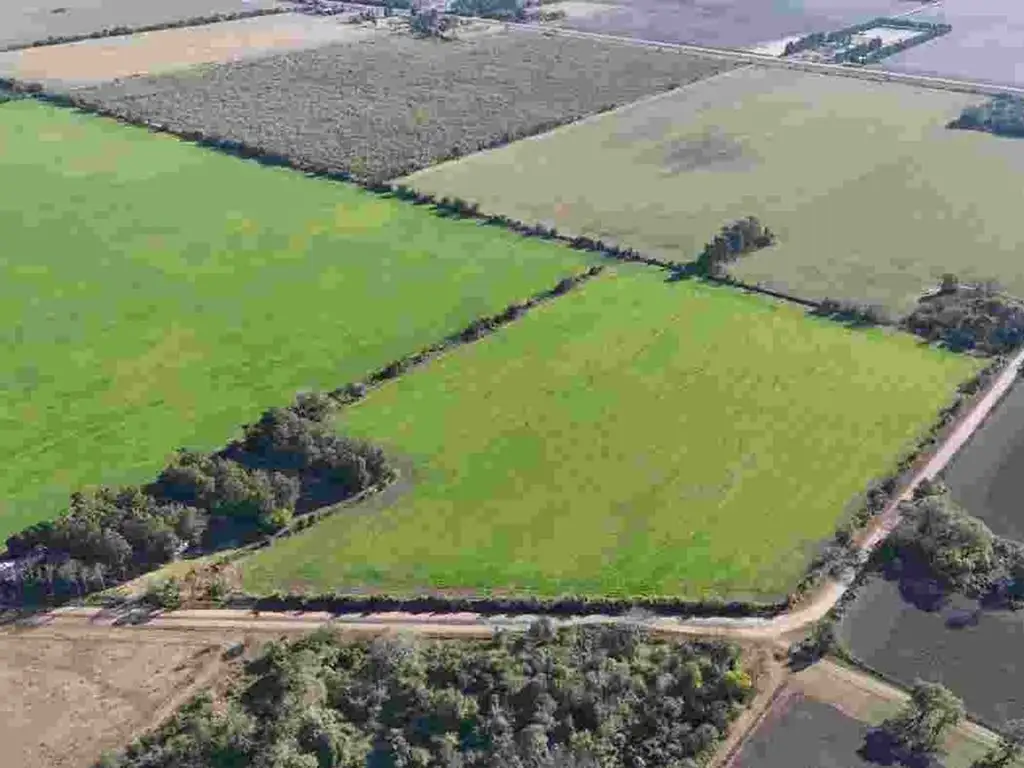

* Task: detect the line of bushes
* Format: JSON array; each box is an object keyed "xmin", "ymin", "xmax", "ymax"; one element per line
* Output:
[
  {"xmin": 0, "ymin": 7, "xmax": 290, "ymax": 53},
  {"xmin": 227, "ymin": 590, "xmax": 789, "ymax": 618}
]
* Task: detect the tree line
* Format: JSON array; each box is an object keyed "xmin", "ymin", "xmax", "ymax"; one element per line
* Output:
[
  {"xmin": 2, "ymin": 393, "xmax": 393, "ymax": 604},
  {"xmin": 690, "ymin": 216, "xmax": 775, "ymax": 277},
  {"xmin": 880, "ymin": 481, "xmax": 1024, "ymax": 609},
  {"xmin": 97, "ymin": 622, "xmax": 754, "ymax": 768},
  {"xmin": 950, "ymin": 94, "xmax": 1024, "ymax": 139}
]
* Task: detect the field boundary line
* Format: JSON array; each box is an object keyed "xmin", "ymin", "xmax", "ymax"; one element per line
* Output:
[{"xmin": 397, "ymin": 62, "xmax": 754, "ymax": 183}]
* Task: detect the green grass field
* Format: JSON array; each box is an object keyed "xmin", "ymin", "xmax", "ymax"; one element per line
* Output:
[
  {"xmin": 403, "ymin": 67, "xmax": 1024, "ymax": 313},
  {"xmin": 0, "ymin": 99, "xmax": 598, "ymax": 539},
  {"xmin": 242, "ymin": 267, "xmax": 979, "ymax": 601}
]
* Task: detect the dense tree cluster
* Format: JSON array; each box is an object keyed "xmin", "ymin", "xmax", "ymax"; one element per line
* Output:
[
  {"xmin": 882, "ymin": 487, "xmax": 1024, "ymax": 607},
  {"xmin": 875, "ymin": 680, "xmax": 964, "ymax": 759},
  {"xmin": 102, "ymin": 623, "xmax": 753, "ymax": 768},
  {"xmin": 902, "ymin": 279, "xmax": 1024, "ymax": 354},
  {"xmin": 692, "ymin": 216, "xmax": 775, "ymax": 277},
  {"xmin": 950, "ymin": 95, "xmax": 1024, "ymax": 138},
  {"xmin": 1, "ymin": 394, "xmax": 393, "ymax": 604},
  {"xmin": 449, "ymin": 0, "xmax": 526, "ymax": 21}
]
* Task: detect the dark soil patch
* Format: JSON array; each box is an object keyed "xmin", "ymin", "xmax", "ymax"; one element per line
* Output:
[
  {"xmin": 657, "ymin": 128, "xmax": 752, "ymax": 174},
  {"xmin": 839, "ymin": 575, "xmax": 1024, "ymax": 730},
  {"xmin": 942, "ymin": 381, "xmax": 1024, "ymax": 542},
  {"xmin": 731, "ymin": 694, "xmax": 883, "ymax": 768}
]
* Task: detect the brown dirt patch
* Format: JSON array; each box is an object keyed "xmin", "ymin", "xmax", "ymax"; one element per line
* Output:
[
  {"xmin": 2, "ymin": 13, "xmax": 380, "ymax": 86},
  {"xmin": 0, "ymin": 630, "xmax": 225, "ymax": 768}
]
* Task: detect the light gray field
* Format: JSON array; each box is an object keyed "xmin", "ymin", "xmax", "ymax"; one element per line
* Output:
[
  {"xmin": 877, "ymin": 0, "xmax": 1024, "ymax": 87},
  {"xmin": 404, "ymin": 66, "xmax": 1024, "ymax": 314},
  {"xmin": 0, "ymin": 0, "xmax": 290, "ymax": 51}
]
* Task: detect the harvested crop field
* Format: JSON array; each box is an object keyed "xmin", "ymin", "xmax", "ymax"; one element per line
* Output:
[
  {"xmin": 532, "ymin": 0, "xmax": 907, "ymax": 47},
  {"xmin": 942, "ymin": 382, "xmax": 1024, "ymax": 542},
  {"xmin": 241, "ymin": 266, "xmax": 976, "ymax": 601},
  {"xmin": 0, "ymin": 629, "xmax": 223, "ymax": 768},
  {"xmin": 0, "ymin": 98, "xmax": 599, "ymax": 538},
  {"xmin": 0, "ymin": 13, "xmax": 379, "ymax": 90},
  {"xmin": 74, "ymin": 28, "xmax": 737, "ymax": 182},
  {"xmin": 404, "ymin": 66, "xmax": 1024, "ymax": 315},
  {"xmin": 839, "ymin": 576, "xmax": 1024, "ymax": 730},
  {"xmin": 0, "ymin": 0, "xmax": 289, "ymax": 51}
]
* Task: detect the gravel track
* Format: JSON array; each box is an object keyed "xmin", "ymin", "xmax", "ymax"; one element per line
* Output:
[{"xmin": 74, "ymin": 28, "xmax": 737, "ymax": 182}]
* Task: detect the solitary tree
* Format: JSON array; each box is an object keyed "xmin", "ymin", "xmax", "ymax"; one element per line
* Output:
[{"xmin": 881, "ymin": 680, "xmax": 965, "ymax": 756}]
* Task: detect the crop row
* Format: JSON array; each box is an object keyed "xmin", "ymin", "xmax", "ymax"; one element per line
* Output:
[{"xmin": 74, "ymin": 29, "xmax": 736, "ymax": 182}]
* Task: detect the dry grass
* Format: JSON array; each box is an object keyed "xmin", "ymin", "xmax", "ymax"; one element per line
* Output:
[{"xmin": 75, "ymin": 27, "xmax": 736, "ymax": 182}]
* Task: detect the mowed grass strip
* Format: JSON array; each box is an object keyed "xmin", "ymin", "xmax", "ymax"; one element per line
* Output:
[
  {"xmin": 403, "ymin": 67, "xmax": 1024, "ymax": 314},
  {"xmin": 242, "ymin": 267, "xmax": 979, "ymax": 601},
  {"xmin": 0, "ymin": 99, "xmax": 598, "ymax": 538}
]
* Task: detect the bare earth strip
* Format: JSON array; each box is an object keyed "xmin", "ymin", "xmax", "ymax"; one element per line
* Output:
[
  {"xmin": 0, "ymin": 630, "xmax": 226, "ymax": 768},
  {"xmin": 0, "ymin": 13, "xmax": 382, "ymax": 89}
]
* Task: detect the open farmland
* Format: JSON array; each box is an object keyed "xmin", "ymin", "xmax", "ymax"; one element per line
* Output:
[
  {"xmin": 839, "ymin": 576, "xmax": 1024, "ymax": 730},
  {"xmin": 404, "ymin": 66, "xmax": 1024, "ymax": 315},
  {"xmin": 537, "ymin": 0, "xmax": 907, "ymax": 48},
  {"xmin": 876, "ymin": 0, "xmax": 1024, "ymax": 87},
  {"xmin": 0, "ymin": 98, "xmax": 600, "ymax": 539},
  {"xmin": 73, "ymin": 28, "xmax": 737, "ymax": 183},
  {"xmin": 0, "ymin": 0, "xmax": 289, "ymax": 51},
  {"xmin": 0, "ymin": 630, "xmax": 224, "ymax": 768},
  {"xmin": 942, "ymin": 382, "xmax": 1024, "ymax": 542},
  {"xmin": 0, "ymin": 13, "xmax": 380, "ymax": 90},
  {"xmin": 241, "ymin": 266, "xmax": 977, "ymax": 601}
]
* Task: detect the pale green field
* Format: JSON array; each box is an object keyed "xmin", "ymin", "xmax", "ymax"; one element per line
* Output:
[
  {"xmin": 243, "ymin": 267, "xmax": 979, "ymax": 601},
  {"xmin": 403, "ymin": 67, "xmax": 1024, "ymax": 313}
]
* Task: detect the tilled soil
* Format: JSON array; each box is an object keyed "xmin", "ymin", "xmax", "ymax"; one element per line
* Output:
[
  {"xmin": 74, "ymin": 28, "xmax": 736, "ymax": 182},
  {"xmin": 0, "ymin": 13, "xmax": 379, "ymax": 88},
  {"xmin": 0, "ymin": 629, "xmax": 225, "ymax": 768}
]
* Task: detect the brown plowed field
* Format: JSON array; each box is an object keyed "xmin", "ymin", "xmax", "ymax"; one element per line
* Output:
[{"xmin": 0, "ymin": 629, "xmax": 226, "ymax": 768}]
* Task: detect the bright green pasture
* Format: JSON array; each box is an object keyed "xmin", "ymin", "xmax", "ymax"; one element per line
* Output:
[
  {"xmin": 0, "ymin": 99, "xmax": 597, "ymax": 538},
  {"xmin": 242, "ymin": 267, "xmax": 979, "ymax": 601},
  {"xmin": 404, "ymin": 67, "xmax": 1024, "ymax": 313}
]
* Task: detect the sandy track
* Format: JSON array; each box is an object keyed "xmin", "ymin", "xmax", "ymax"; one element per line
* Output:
[{"xmin": 0, "ymin": 12, "xmax": 382, "ymax": 88}]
